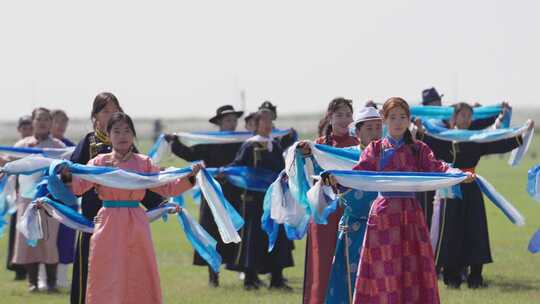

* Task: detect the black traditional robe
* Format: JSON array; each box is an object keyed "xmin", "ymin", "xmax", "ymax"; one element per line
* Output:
[
  {"xmin": 419, "ymin": 133, "xmax": 521, "ymax": 271},
  {"xmin": 228, "ymin": 139, "xmax": 294, "ymax": 274},
  {"xmin": 169, "ymin": 140, "xmax": 244, "ymax": 268},
  {"xmin": 417, "ymin": 114, "xmax": 499, "ymax": 228}
]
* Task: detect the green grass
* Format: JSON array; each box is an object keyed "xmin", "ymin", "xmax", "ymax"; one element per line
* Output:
[{"xmin": 1, "ymin": 139, "xmax": 540, "ymax": 303}]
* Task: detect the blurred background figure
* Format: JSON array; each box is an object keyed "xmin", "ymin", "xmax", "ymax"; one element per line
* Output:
[
  {"xmin": 4, "ymin": 115, "xmax": 33, "ymax": 281},
  {"xmin": 153, "ymin": 119, "xmax": 163, "ymax": 142}
]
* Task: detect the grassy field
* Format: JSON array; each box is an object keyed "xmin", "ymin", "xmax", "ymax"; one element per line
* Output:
[{"xmin": 1, "ymin": 139, "xmax": 540, "ymax": 303}]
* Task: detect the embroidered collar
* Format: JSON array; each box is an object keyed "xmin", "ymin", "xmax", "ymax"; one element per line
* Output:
[
  {"xmin": 112, "ymin": 149, "xmax": 133, "ymax": 163},
  {"xmin": 385, "ymin": 135, "xmax": 405, "ymax": 149},
  {"xmin": 95, "ymin": 128, "xmax": 111, "ymax": 145},
  {"xmin": 379, "ymin": 136, "xmax": 405, "ymax": 170}
]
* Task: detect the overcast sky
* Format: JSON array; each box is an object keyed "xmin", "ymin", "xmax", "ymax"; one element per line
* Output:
[{"xmin": 1, "ymin": 0, "xmax": 539, "ymax": 120}]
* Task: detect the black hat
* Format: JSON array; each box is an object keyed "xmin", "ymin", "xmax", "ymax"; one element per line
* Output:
[
  {"xmin": 209, "ymin": 105, "xmax": 244, "ymax": 125},
  {"xmin": 422, "ymin": 87, "xmax": 443, "ymax": 105},
  {"xmin": 258, "ymin": 101, "xmax": 277, "ymax": 120},
  {"xmin": 18, "ymin": 115, "xmax": 32, "ymax": 128}
]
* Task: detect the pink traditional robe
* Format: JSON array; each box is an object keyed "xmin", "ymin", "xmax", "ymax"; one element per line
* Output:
[{"xmin": 70, "ymin": 153, "xmax": 193, "ymax": 304}]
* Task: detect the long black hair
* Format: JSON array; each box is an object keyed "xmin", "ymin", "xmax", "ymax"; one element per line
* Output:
[
  {"xmin": 106, "ymin": 112, "xmax": 137, "ymax": 138},
  {"xmin": 381, "ymin": 97, "xmax": 415, "ymax": 145},
  {"xmin": 317, "ymin": 97, "xmax": 353, "ymax": 145},
  {"xmin": 91, "ymin": 92, "xmax": 123, "ymax": 129}
]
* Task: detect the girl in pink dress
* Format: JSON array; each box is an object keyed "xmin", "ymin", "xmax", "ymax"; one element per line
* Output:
[
  {"xmin": 347, "ymin": 98, "xmax": 474, "ymax": 304},
  {"xmin": 61, "ymin": 112, "xmax": 200, "ymax": 304}
]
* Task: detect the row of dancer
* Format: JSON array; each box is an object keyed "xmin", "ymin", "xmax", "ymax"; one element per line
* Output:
[
  {"xmin": 1, "ymin": 88, "xmax": 533, "ymax": 304},
  {"xmin": 0, "ymin": 97, "xmax": 201, "ymax": 303},
  {"xmin": 154, "ymin": 90, "xmax": 526, "ymax": 302},
  {"xmin": 0, "ymin": 94, "xmax": 175, "ymax": 301},
  {"xmin": 1, "ymin": 95, "xmax": 299, "ymax": 302},
  {"xmin": 163, "ymin": 101, "xmax": 297, "ymax": 289},
  {"xmin": 300, "ymin": 91, "xmax": 532, "ymax": 303}
]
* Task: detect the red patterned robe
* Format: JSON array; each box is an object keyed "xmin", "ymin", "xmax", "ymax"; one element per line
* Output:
[
  {"xmin": 303, "ymin": 134, "xmax": 359, "ymax": 304},
  {"xmin": 352, "ymin": 137, "xmax": 449, "ymax": 304}
]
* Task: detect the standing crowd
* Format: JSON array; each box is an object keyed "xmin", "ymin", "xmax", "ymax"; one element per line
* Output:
[{"xmin": 0, "ymin": 88, "xmax": 534, "ymax": 304}]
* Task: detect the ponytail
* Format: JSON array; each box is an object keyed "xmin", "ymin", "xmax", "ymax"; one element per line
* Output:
[
  {"xmin": 317, "ymin": 114, "xmax": 334, "ymax": 145},
  {"xmin": 325, "ymin": 124, "xmax": 333, "ymax": 145},
  {"xmin": 403, "ymin": 128, "xmax": 414, "ymax": 145},
  {"xmin": 404, "ymin": 128, "xmax": 420, "ymax": 160},
  {"xmin": 317, "ymin": 116, "xmax": 329, "ymax": 137}
]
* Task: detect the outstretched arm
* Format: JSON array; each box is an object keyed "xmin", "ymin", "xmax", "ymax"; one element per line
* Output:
[
  {"xmin": 148, "ymin": 159, "xmax": 199, "ymax": 197},
  {"xmin": 166, "ymin": 134, "xmax": 202, "ymax": 162}
]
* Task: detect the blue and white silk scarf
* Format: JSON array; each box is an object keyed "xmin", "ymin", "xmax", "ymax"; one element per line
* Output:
[
  {"xmin": 421, "ymin": 120, "xmax": 534, "ymax": 166},
  {"xmin": 1, "ymin": 157, "xmax": 244, "ymax": 244},
  {"xmin": 528, "ymin": 165, "xmax": 540, "ymax": 203},
  {"xmin": 262, "ymin": 141, "xmax": 363, "ymax": 248},
  {"xmin": 0, "ymin": 175, "xmax": 10, "ymax": 236},
  {"xmin": 148, "ymin": 129, "xmax": 295, "ymax": 163},
  {"xmin": 0, "ymin": 174, "xmax": 17, "ymax": 218},
  {"xmin": 205, "ymin": 166, "xmax": 278, "ymax": 193},
  {"xmin": 529, "ymin": 229, "xmax": 540, "ymax": 254},
  {"xmin": 308, "ymin": 170, "xmax": 525, "ymax": 227},
  {"xmin": 1, "ymin": 156, "xmax": 279, "ymax": 241},
  {"xmin": 171, "ymin": 165, "xmax": 278, "ymax": 215},
  {"xmin": 527, "ymin": 164, "xmax": 540, "ymax": 253},
  {"xmin": 46, "ymin": 160, "xmax": 245, "ymax": 244},
  {"xmin": 0, "ymin": 145, "xmax": 75, "ymax": 159},
  {"xmin": 283, "ymin": 141, "xmax": 359, "ymax": 210},
  {"xmin": 411, "ymin": 105, "xmax": 508, "ymax": 126},
  {"xmin": 262, "ymin": 171, "xmax": 310, "ymax": 251},
  {"xmin": 1, "ymin": 155, "xmax": 65, "ymax": 200},
  {"xmin": 18, "ymin": 197, "xmax": 223, "ymax": 273}
]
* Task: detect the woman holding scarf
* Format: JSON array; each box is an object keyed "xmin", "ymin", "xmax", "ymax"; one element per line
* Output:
[
  {"xmin": 164, "ymin": 105, "xmax": 245, "ymax": 287},
  {"xmin": 323, "ymin": 106, "xmax": 383, "ymax": 304},
  {"xmin": 61, "ymin": 112, "xmax": 200, "ymax": 304},
  {"xmin": 301, "ymin": 97, "xmax": 358, "ymax": 304},
  {"xmin": 70, "ymin": 93, "xmax": 164, "ymax": 304},
  {"xmin": 228, "ymin": 109, "xmax": 294, "ymax": 290},
  {"xmin": 336, "ymin": 97, "xmax": 474, "ymax": 303},
  {"xmin": 416, "ymin": 102, "xmax": 534, "ymax": 289},
  {"xmin": 417, "ymin": 87, "xmax": 511, "ymax": 228}
]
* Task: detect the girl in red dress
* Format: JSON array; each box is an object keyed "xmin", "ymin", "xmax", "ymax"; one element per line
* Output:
[
  {"xmin": 302, "ymin": 98, "xmax": 358, "ymax": 304},
  {"xmin": 350, "ymin": 98, "xmax": 473, "ymax": 303}
]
